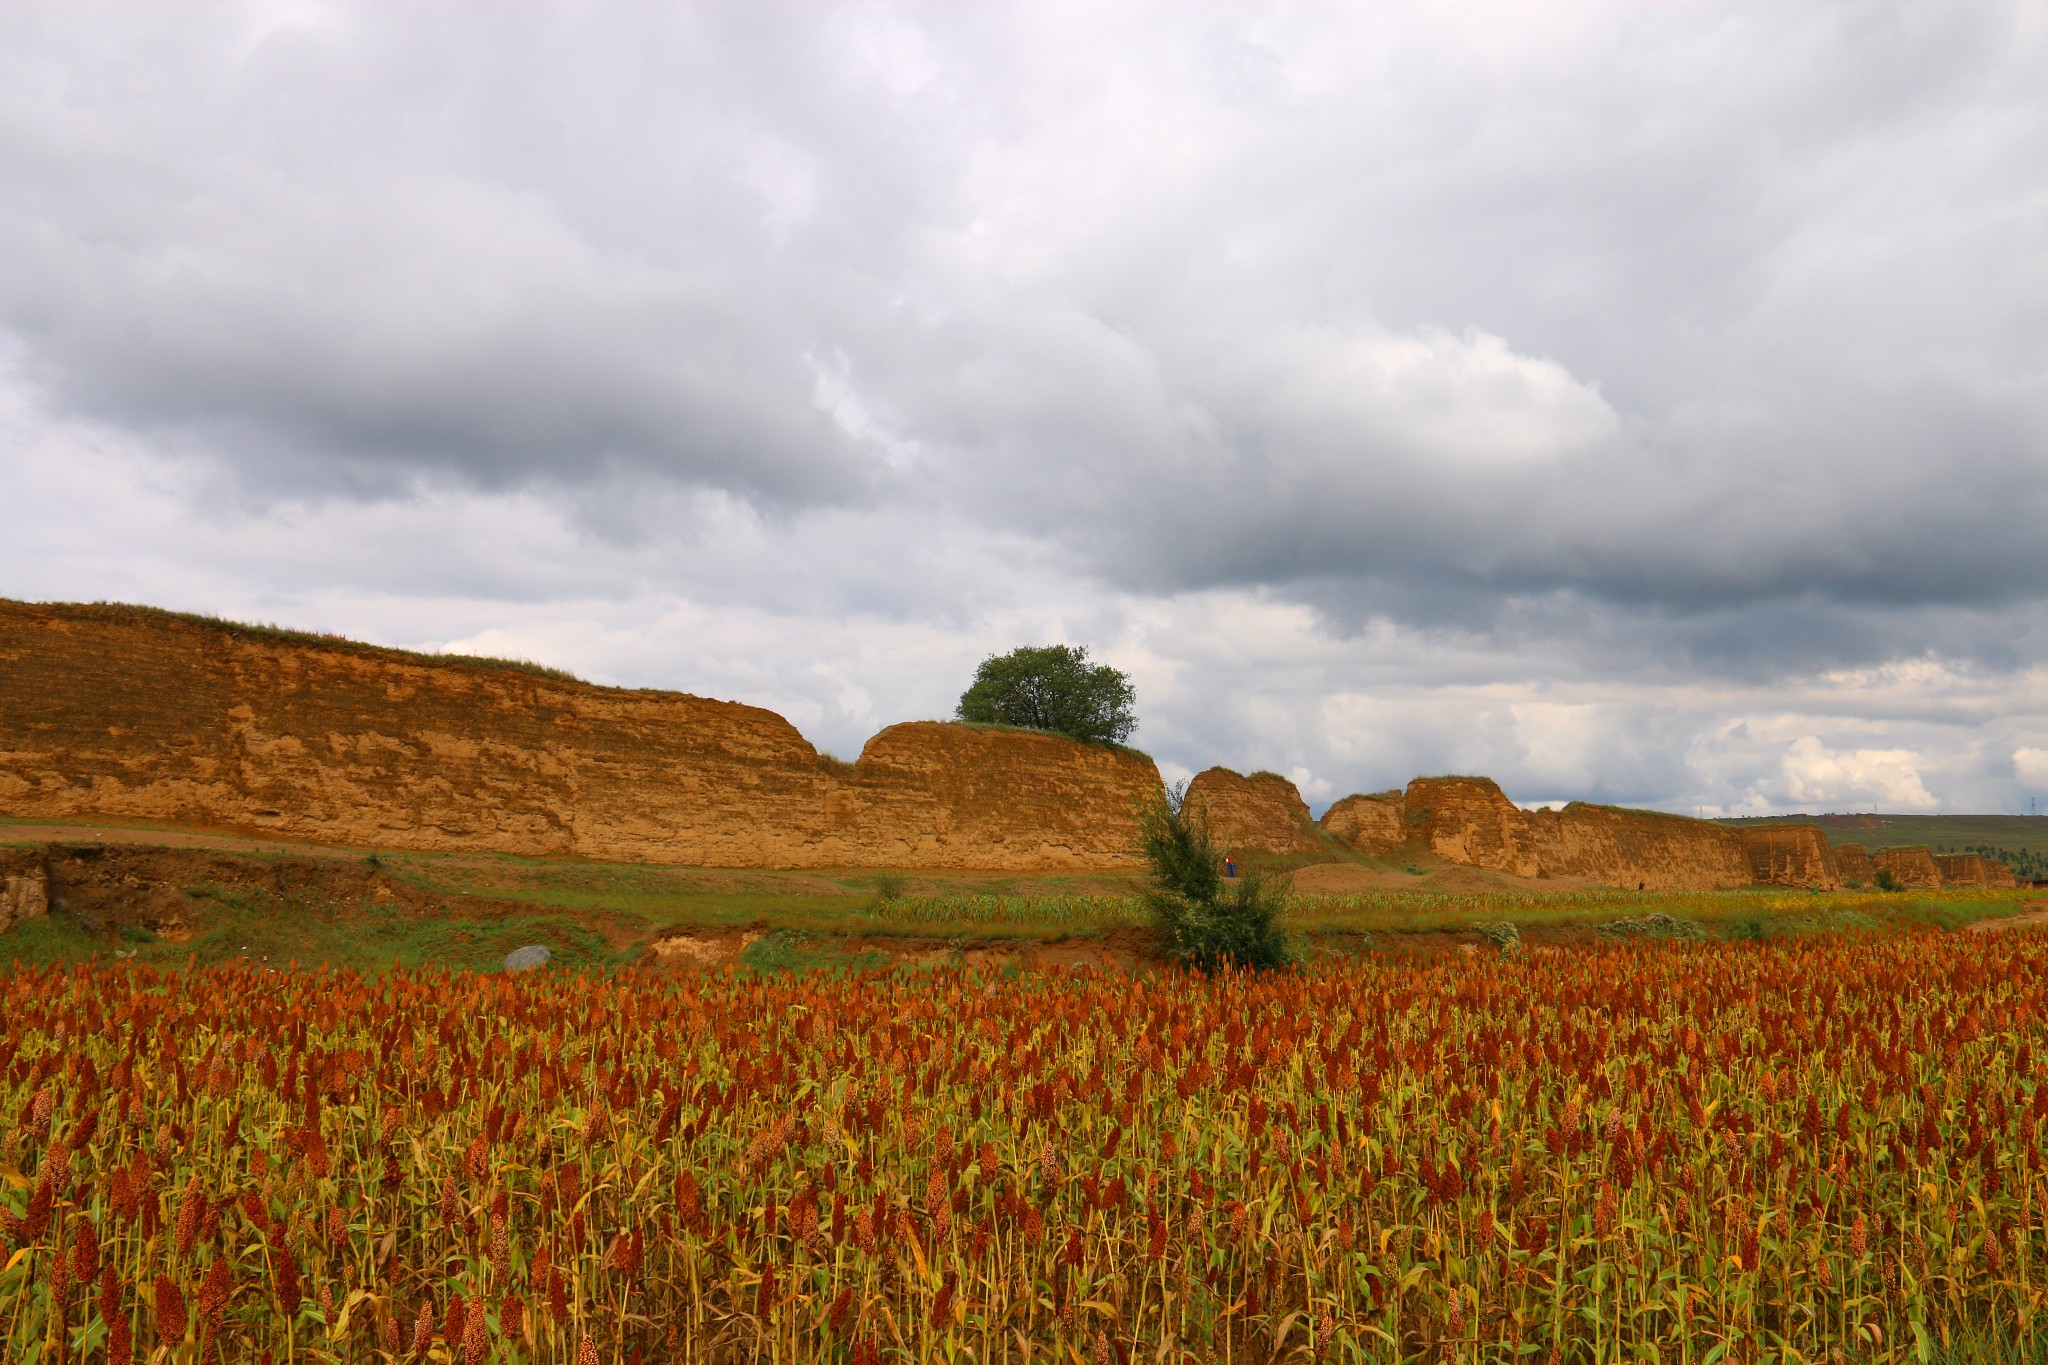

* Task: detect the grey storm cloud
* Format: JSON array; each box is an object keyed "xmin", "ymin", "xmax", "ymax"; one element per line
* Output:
[{"xmin": 1, "ymin": 0, "xmax": 2046, "ymax": 771}]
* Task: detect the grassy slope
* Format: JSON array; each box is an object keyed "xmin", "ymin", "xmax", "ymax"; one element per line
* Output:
[
  {"xmin": 5, "ymin": 817, "xmax": 2043, "ymax": 973},
  {"xmin": 0, "ymin": 876, "xmax": 649, "ymax": 975},
  {"xmin": 6, "ymin": 858, "xmax": 2040, "ymax": 976}
]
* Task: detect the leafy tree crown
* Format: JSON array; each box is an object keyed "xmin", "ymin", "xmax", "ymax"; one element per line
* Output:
[{"xmin": 955, "ymin": 644, "xmax": 1136, "ymax": 747}]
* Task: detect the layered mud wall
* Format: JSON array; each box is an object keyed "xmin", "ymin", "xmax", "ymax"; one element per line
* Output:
[
  {"xmin": 1937, "ymin": 854, "xmax": 2016, "ymax": 889},
  {"xmin": 1185, "ymin": 768, "xmax": 1321, "ymax": 855},
  {"xmin": 1739, "ymin": 826, "xmax": 1840, "ymax": 891},
  {"xmin": 1319, "ymin": 792, "xmax": 1407, "ymax": 856},
  {"xmin": 1832, "ymin": 845, "xmax": 1875, "ymax": 885},
  {"xmin": 1315, "ymin": 777, "xmax": 1885, "ymax": 891},
  {"xmin": 1391, "ymin": 777, "xmax": 1770, "ymax": 890},
  {"xmin": 1547, "ymin": 804, "xmax": 1774, "ymax": 890},
  {"xmin": 7, "ymin": 602, "xmax": 2033, "ymax": 891},
  {"xmin": 0, "ymin": 602, "xmax": 1160, "ymax": 870},
  {"xmin": 1874, "ymin": 847, "xmax": 1943, "ymax": 890},
  {"xmin": 1392, "ymin": 777, "xmax": 1528, "ymax": 872}
]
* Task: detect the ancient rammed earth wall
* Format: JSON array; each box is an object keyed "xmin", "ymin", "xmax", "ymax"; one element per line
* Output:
[
  {"xmin": 0, "ymin": 602, "xmax": 1160, "ymax": 870},
  {"xmin": 1873, "ymin": 846, "xmax": 1943, "ymax": 890},
  {"xmin": 4, "ymin": 602, "xmax": 2021, "ymax": 889},
  {"xmin": 1319, "ymin": 792, "xmax": 1406, "ymax": 852},
  {"xmin": 1833, "ymin": 845, "xmax": 1875, "ymax": 885},
  {"xmin": 1184, "ymin": 768, "xmax": 1321, "ymax": 855},
  {"xmin": 1740, "ymin": 826, "xmax": 1840, "ymax": 890},
  {"xmin": 1938, "ymin": 854, "xmax": 2017, "ymax": 889},
  {"xmin": 1394, "ymin": 777, "xmax": 1776, "ymax": 890},
  {"xmin": 1211, "ymin": 770, "xmax": 2012, "ymax": 893}
]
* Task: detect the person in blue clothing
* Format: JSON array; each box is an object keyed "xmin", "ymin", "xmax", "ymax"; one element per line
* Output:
[{"xmin": 1223, "ymin": 855, "xmax": 1237, "ymax": 878}]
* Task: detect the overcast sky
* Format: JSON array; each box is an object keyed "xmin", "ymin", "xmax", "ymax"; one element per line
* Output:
[{"xmin": 4, "ymin": 2, "xmax": 2046, "ymax": 816}]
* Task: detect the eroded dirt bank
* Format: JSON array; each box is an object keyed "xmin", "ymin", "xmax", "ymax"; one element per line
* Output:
[{"xmin": 1, "ymin": 601, "xmax": 1159, "ymax": 870}]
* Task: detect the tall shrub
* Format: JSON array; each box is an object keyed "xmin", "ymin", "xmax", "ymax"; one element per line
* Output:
[{"xmin": 1137, "ymin": 782, "xmax": 1292, "ymax": 972}]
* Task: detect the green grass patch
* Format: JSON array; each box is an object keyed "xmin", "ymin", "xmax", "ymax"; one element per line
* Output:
[
  {"xmin": 6, "ymin": 844, "xmax": 2040, "ymax": 975},
  {"xmin": 370, "ymin": 854, "xmax": 1149, "ymax": 940},
  {"xmin": 4, "ymin": 882, "xmax": 645, "ymax": 975},
  {"xmin": 0, "ymin": 912, "xmax": 107, "ymax": 967},
  {"xmin": 1713, "ymin": 895, "xmax": 2031, "ymax": 941},
  {"xmin": 739, "ymin": 931, "xmax": 897, "ymax": 977}
]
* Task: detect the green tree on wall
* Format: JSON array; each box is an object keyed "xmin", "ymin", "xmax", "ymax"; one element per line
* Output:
[{"xmin": 955, "ymin": 644, "xmax": 1136, "ymax": 747}]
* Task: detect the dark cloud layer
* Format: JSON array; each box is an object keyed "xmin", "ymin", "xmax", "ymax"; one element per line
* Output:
[{"xmin": 2, "ymin": 1, "xmax": 2045, "ymax": 813}]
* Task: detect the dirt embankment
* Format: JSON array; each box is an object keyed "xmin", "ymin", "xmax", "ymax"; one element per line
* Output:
[
  {"xmin": 645, "ymin": 925, "xmax": 1160, "ymax": 974},
  {"xmin": 0, "ymin": 600, "xmax": 1159, "ymax": 871}
]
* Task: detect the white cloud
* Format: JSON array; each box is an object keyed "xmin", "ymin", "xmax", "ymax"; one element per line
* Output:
[{"xmin": 1777, "ymin": 736, "xmax": 1938, "ymax": 812}]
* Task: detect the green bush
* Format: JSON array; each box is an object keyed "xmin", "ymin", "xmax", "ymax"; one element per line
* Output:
[
  {"xmin": 1474, "ymin": 921, "xmax": 1523, "ymax": 956},
  {"xmin": 1136, "ymin": 783, "xmax": 1291, "ymax": 973}
]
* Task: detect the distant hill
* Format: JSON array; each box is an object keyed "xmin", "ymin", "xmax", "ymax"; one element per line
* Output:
[{"xmin": 1714, "ymin": 813, "xmax": 2048, "ymax": 882}]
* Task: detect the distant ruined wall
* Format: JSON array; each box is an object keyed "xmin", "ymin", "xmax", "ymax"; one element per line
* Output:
[
  {"xmin": 1873, "ymin": 847, "xmax": 1943, "ymax": 890},
  {"xmin": 0, "ymin": 849, "xmax": 47, "ymax": 935},
  {"xmin": 7, "ymin": 603, "xmax": 2031, "ymax": 890},
  {"xmin": 1318, "ymin": 778, "xmax": 1870, "ymax": 891},
  {"xmin": 1319, "ymin": 793, "xmax": 1407, "ymax": 856},
  {"xmin": 1831, "ymin": 844, "xmax": 1874, "ymax": 885},
  {"xmin": 1738, "ymin": 826, "xmax": 1841, "ymax": 891},
  {"xmin": 1937, "ymin": 854, "xmax": 2016, "ymax": 889},
  {"xmin": 1394, "ymin": 777, "xmax": 1766, "ymax": 890},
  {"xmin": 1540, "ymin": 803, "xmax": 1771, "ymax": 890},
  {"xmin": 0, "ymin": 601, "xmax": 1160, "ymax": 870},
  {"xmin": 1184, "ymin": 768, "xmax": 1321, "ymax": 855}
]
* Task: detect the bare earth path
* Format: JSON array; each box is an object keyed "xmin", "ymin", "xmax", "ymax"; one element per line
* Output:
[
  {"xmin": 0, "ymin": 817, "xmax": 389, "ymax": 858},
  {"xmin": 1967, "ymin": 909, "xmax": 2048, "ymax": 933}
]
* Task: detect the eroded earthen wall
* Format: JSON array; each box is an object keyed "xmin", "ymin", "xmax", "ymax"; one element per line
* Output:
[
  {"xmin": 1402, "ymin": 777, "xmax": 1541, "ymax": 875},
  {"xmin": 0, "ymin": 602, "xmax": 1160, "ymax": 869},
  {"xmin": 6, "ymin": 602, "xmax": 2004, "ymax": 892},
  {"xmin": 1318, "ymin": 792, "xmax": 1408, "ymax": 855},
  {"xmin": 1832, "ymin": 845, "xmax": 1875, "ymax": 885},
  {"xmin": 1184, "ymin": 768, "xmax": 1321, "ymax": 855},
  {"xmin": 1739, "ymin": 826, "xmax": 1841, "ymax": 891},
  {"xmin": 1937, "ymin": 854, "xmax": 2017, "ymax": 889},
  {"xmin": 1530, "ymin": 802, "xmax": 1760, "ymax": 890},
  {"xmin": 1397, "ymin": 777, "xmax": 1763, "ymax": 889},
  {"xmin": 1873, "ymin": 846, "xmax": 1943, "ymax": 890}
]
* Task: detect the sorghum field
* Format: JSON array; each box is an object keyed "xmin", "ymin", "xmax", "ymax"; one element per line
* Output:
[{"xmin": 3, "ymin": 931, "xmax": 2044, "ymax": 1363}]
